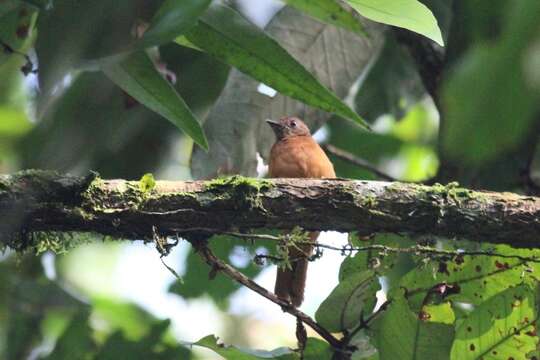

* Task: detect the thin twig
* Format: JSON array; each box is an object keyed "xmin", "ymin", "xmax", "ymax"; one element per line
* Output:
[
  {"xmin": 189, "ymin": 240, "xmax": 344, "ymax": 350},
  {"xmin": 322, "ymin": 144, "xmax": 397, "ymax": 181},
  {"xmin": 201, "ymin": 231, "xmax": 540, "ymax": 264}
]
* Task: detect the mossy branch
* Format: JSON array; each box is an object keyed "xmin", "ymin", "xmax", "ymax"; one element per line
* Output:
[{"xmin": 1, "ymin": 170, "xmax": 539, "ymax": 251}]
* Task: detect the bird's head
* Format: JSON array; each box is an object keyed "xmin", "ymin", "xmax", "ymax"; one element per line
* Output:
[{"xmin": 266, "ymin": 116, "xmax": 311, "ymax": 141}]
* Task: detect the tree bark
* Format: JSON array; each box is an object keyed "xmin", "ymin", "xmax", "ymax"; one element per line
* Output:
[{"xmin": 1, "ymin": 170, "xmax": 539, "ymax": 250}]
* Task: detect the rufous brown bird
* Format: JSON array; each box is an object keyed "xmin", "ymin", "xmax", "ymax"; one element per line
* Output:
[{"xmin": 266, "ymin": 116, "xmax": 335, "ymax": 307}]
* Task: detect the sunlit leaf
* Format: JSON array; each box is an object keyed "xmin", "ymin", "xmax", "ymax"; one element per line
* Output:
[
  {"xmin": 396, "ymin": 244, "xmax": 540, "ymax": 310},
  {"xmin": 102, "ymin": 51, "xmax": 208, "ymax": 149},
  {"xmin": 450, "ymin": 285, "xmax": 538, "ymax": 360},
  {"xmin": 345, "ymin": 0, "xmax": 444, "ymax": 46}
]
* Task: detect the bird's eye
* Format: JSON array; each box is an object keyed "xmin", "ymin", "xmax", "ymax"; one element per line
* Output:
[{"xmin": 290, "ymin": 120, "xmax": 297, "ymax": 128}]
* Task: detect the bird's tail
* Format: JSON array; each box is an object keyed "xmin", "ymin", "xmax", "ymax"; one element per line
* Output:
[{"xmin": 274, "ymin": 232, "xmax": 318, "ymax": 307}]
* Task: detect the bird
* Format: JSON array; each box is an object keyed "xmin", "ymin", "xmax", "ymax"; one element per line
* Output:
[{"xmin": 266, "ymin": 116, "xmax": 335, "ymax": 307}]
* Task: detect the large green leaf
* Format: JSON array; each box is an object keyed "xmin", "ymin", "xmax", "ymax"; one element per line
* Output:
[
  {"xmin": 345, "ymin": 0, "xmax": 443, "ymax": 46},
  {"xmin": 282, "ymin": 0, "xmax": 365, "ymax": 35},
  {"xmin": 315, "ymin": 270, "xmax": 380, "ymax": 332},
  {"xmin": 102, "ymin": 51, "xmax": 208, "ymax": 149},
  {"xmin": 450, "ymin": 285, "xmax": 538, "ymax": 360},
  {"xmin": 176, "ymin": 3, "xmax": 369, "ymax": 128},
  {"xmin": 372, "ymin": 290, "xmax": 454, "ymax": 360},
  {"xmin": 139, "ymin": 0, "xmax": 211, "ymax": 48},
  {"xmin": 396, "ymin": 244, "xmax": 540, "ymax": 310}
]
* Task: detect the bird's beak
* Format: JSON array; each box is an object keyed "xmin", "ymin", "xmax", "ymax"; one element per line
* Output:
[
  {"xmin": 266, "ymin": 119, "xmax": 281, "ymax": 127},
  {"xmin": 266, "ymin": 119, "xmax": 284, "ymax": 137}
]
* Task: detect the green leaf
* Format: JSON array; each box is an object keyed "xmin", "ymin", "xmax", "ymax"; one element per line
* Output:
[
  {"xmin": 102, "ymin": 51, "xmax": 208, "ymax": 150},
  {"xmin": 139, "ymin": 0, "xmax": 211, "ymax": 48},
  {"xmin": 194, "ymin": 335, "xmax": 296, "ymax": 359},
  {"xmin": 176, "ymin": 4, "xmax": 369, "ymax": 129},
  {"xmin": 282, "ymin": 0, "xmax": 365, "ymax": 35},
  {"xmin": 372, "ymin": 290, "xmax": 454, "ymax": 360},
  {"xmin": 345, "ymin": 0, "xmax": 443, "ymax": 46},
  {"xmin": 420, "ymin": 302, "xmax": 455, "ymax": 325},
  {"xmin": 315, "ymin": 270, "xmax": 380, "ymax": 332},
  {"xmin": 396, "ymin": 244, "xmax": 540, "ymax": 310},
  {"xmin": 450, "ymin": 285, "xmax": 538, "ymax": 360}
]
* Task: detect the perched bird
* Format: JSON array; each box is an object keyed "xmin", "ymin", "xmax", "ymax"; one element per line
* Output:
[{"xmin": 266, "ymin": 116, "xmax": 335, "ymax": 307}]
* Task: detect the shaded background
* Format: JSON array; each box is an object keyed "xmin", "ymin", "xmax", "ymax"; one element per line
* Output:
[{"xmin": 1, "ymin": 0, "xmax": 539, "ymax": 359}]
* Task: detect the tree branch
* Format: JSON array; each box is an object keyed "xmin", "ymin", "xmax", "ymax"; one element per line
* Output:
[{"xmin": 1, "ymin": 171, "xmax": 540, "ymax": 251}]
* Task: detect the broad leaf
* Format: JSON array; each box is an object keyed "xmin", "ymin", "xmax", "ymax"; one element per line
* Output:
[
  {"xmin": 316, "ymin": 270, "xmax": 380, "ymax": 332},
  {"xmin": 283, "ymin": 0, "xmax": 365, "ymax": 35},
  {"xmin": 396, "ymin": 244, "xmax": 540, "ymax": 310},
  {"xmin": 139, "ymin": 0, "xmax": 211, "ymax": 48},
  {"xmin": 372, "ymin": 290, "xmax": 454, "ymax": 360},
  {"xmin": 176, "ymin": 3, "xmax": 369, "ymax": 128},
  {"xmin": 345, "ymin": 0, "xmax": 444, "ymax": 46},
  {"xmin": 102, "ymin": 51, "xmax": 208, "ymax": 149},
  {"xmin": 450, "ymin": 285, "xmax": 538, "ymax": 360}
]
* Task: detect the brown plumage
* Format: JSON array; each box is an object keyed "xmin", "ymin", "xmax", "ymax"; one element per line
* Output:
[{"xmin": 266, "ymin": 116, "xmax": 335, "ymax": 307}]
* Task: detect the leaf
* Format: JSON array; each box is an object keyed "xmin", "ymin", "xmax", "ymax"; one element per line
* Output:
[
  {"xmin": 102, "ymin": 51, "xmax": 208, "ymax": 150},
  {"xmin": 177, "ymin": 3, "xmax": 368, "ymax": 129},
  {"xmin": 372, "ymin": 290, "xmax": 454, "ymax": 360},
  {"xmin": 396, "ymin": 244, "xmax": 540, "ymax": 310},
  {"xmin": 420, "ymin": 302, "xmax": 455, "ymax": 325},
  {"xmin": 190, "ymin": 6, "xmax": 385, "ymax": 178},
  {"xmin": 194, "ymin": 335, "xmax": 296, "ymax": 359},
  {"xmin": 345, "ymin": 0, "xmax": 444, "ymax": 46},
  {"xmin": 315, "ymin": 270, "xmax": 380, "ymax": 332},
  {"xmin": 139, "ymin": 0, "xmax": 211, "ymax": 48},
  {"xmin": 282, "ymin": 0, "xmax": 366, "ymax": 35},
  {"xmin": 450, "ymin": 285, "xmax": 538, "ymax": 360}
]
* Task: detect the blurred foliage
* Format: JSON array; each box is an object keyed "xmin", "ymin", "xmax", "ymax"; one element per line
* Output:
[{"xmin": 1, "ymin": 0, "xmax": 540, "ymax": 359}]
